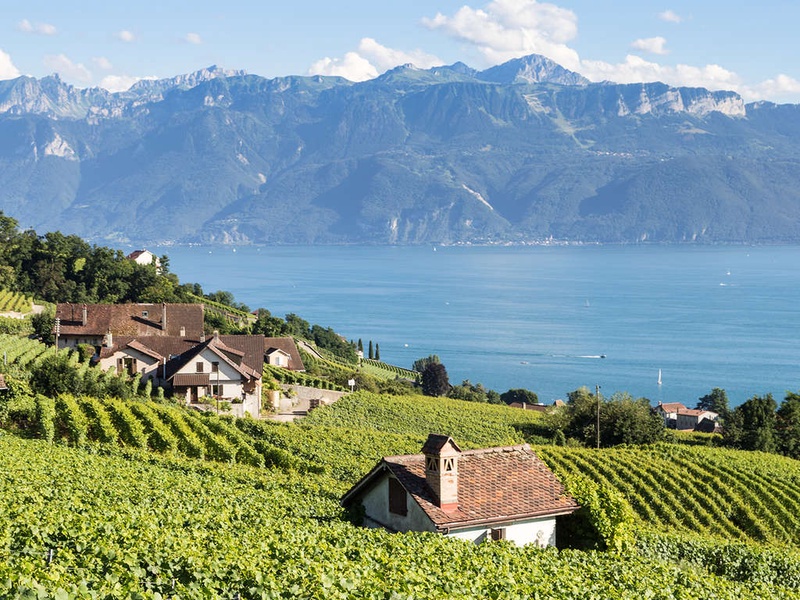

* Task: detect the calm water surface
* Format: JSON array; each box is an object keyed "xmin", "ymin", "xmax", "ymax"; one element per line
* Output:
[{"xmin": 162, "ymin": 245, "xmax": 800, "ymax": 407}]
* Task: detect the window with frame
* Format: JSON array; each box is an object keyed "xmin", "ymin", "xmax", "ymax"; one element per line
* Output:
[
  {"xmin": 490, "ymin": 528, "xmax": 506, "ymax": 541},
  {"xmin": 211, "ymin": 384, "xmax": 224, "ymax": 397},
  {"xmin": 211, "ymin": 362, "xmax": 219, "ymax": 373},
  {"xmin": 388, "ymin": 477, "xmax": 407, "ymax": 516},
  {"xmin": 196, "ymin": 361, "xmax": 204, "ymax": 373}
]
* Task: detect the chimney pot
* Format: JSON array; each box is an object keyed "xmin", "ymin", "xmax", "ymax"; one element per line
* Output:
[{"xmin": 422, "ymin": 434, "xmax": 461, "ymax": 512}]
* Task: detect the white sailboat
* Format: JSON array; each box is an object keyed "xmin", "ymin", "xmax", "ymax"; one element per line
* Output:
[{"xmin": 657, "ymin": 369, "xmax": 662, "ymax": 385}]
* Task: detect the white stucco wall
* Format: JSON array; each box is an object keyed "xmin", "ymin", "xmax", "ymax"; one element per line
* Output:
[
  {"xmin": 445, "ymin": 518, "xmax": 557, "ymax": 547},
  {"xmin": 98, "ymin": 348, "xmax": 161, "ymax": 381},
  {"xmin": 357, "ymin": 473, "xmax": 559, "ymax": 547},
  {"xmin": 359, "ymin": 475, "xmax": 437, "ymax": 534}
]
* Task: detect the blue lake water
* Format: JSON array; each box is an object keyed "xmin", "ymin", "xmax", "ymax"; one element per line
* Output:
[{"xmin": 162, "ymin": 244, "xmax": 800, "ymax": 407}]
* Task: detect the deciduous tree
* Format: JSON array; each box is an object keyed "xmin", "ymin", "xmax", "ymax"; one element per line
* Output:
[{"xmin": 421, "ymin": 362, "xmax": 450, "ymax": 397}]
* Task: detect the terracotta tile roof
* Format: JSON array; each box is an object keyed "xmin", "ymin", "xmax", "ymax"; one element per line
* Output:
[
  {"xmin": 264, "ymin": 337, "xmax": 305, "ymax": 371},
  {"xmin": 344, "ymin": 441, "xmax": 579, "ymax": 530},
  {"xmin": 55, "ymin": 303, "xmax": 204, "ymax": 339},
  {"xmin": 220, "ymin": 335, "xmax": 265, "ymax": 375},
  {"xmin": 97, "ymin": 336, "xmax": 201, "ymax": 361},
  {"xmin": 678, "ymin": 408, "xmax": 716, "ymax": 418},
  {"xmin": 166, "ymin": 335, "xmax": 262, "ymax": 382},
  {"xmin": 656, "ymin": 402, "xmax": 686, "ymax": 413}
]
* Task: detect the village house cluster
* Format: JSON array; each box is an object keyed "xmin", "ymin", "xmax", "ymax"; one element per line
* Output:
[{"xmin": 53, "ymin": 302, "xmax": 304, "ymax": 417}]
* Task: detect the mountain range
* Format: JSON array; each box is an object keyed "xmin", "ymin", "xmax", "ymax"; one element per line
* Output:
[{"xmin": 1, "ymin": 54, "xmax": 800, "ymax": 245}]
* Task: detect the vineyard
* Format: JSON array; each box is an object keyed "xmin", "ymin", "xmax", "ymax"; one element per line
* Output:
[
  {"xmin": 0, "ymin": 289, "xmax": 32, "ymax": 314},
  {"xmin": 3, "ymin": 381, "xmax": 800, "ymax": 596},
  {"xmin": 1, "ymin": 434, "xmax": 796, "ymax": 599},
  {"xmin": 0, "ymin": 333, "xmax": 57, "ymax": 368},
  {"xmin": 23, "ymin": 393, "xmax": 313, "ymax": 471},
  {"xmin": 302, "ymin": 391, "xmax": 551, "ymax": 448},
  {"xmin": 360, "ymin": 358, "xmax": 419, "ymax": 381},
  {"xmin": 264, "ymin": 364, "xmax": 347, "ymax": 391},
  {"xmin": 537, "ymin": 444, "xmax": 800, "ymax": 546}
]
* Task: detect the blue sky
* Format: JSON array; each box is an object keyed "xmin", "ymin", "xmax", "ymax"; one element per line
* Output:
[{"xmin": 2, "ymin": 1, "xmax": 799, "ymax": 103}]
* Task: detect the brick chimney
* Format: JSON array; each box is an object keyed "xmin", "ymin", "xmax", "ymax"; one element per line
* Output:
[
  {"xmin": 162, "ymin": 302, "xmax": 167, "ymax": 332},
  {"xmin": 81, "ymin": 304, "xmax": 87, "ymax": 326},
  {"xmin": 422, "ymin": 433, "xmax": 461, "ymax": 512}
]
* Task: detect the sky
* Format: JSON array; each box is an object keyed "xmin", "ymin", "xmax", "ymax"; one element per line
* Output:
[{"xmin": 2, "ymin": 0, "xmax": 800, "ymax": 103}]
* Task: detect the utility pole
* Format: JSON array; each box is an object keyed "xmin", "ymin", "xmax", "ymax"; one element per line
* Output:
[{"xmin": 596, "ymin": 384, "xmax": 601, "ymax": 449}]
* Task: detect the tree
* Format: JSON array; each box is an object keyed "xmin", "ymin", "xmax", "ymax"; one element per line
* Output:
[
  {"xmin": 697, "ymin": 388, "xmax": 730, "ymax": 422},
  {"xmin": 726, "ymin": 394, "xmax": 777, "ymax": 452},
  {"xmin": 357, "ymin": 339, "xmax": 363, "ymax": 353},
  {"xmin": 421, "ymin": 362, "xmax": 450, "ymax": 397},
  {"xmin": 549, "ymin": 387, "xmax": 663, "ymax": 447},
  {"xmin": 777, "ymin": 392, "xmax": 800, "ymax": 459},
  {"xmin": 500, "ymin": 388, "xmax": 539, "ymax": 405},
  {"xmin": 412, "ymin": 355, "xmax": 440, "ymax": 373},
  {"xmin": 368, "ymin": 340, "xmax": 373, "ymax": 360},
  {"xmin": 448, "ymin": 380, "xmax": 489, "ymax": 403},
  {"xmin": 375, "ymin": 343, "xmax": 380, "ymax": 361}
]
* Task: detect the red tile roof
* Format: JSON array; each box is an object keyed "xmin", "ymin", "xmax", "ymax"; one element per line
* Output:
[
  {"xmin": 656, "ymin": 402, "xmax": 686, "ymax": 413},
  {"xmin": 56, "ymin": 303, "xmax": 204, "ymax": 339},
  {"xmin": 343, "ymin": 441, "xmax": 579, "ymax": 530},
  {"xmin": 264, "ymin": 337, "xmax": 305, "ymax": 371}
]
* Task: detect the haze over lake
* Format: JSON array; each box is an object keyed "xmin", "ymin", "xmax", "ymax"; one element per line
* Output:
[{"xmin": 164, "ymin": 245, "xmax": 800, "ymax": 407}]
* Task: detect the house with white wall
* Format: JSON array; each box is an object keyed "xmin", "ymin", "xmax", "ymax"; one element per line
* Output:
[
  {"xmin": 97, "ymin": 333, "xmax": 264, "ymax": 417},
  {"xmin": 341, "ymin": 434, "xmax": 579, "ymax": 546},
  {"xmin": 54, "ymin": 302, "xmax": 204, "ymax": 350}
]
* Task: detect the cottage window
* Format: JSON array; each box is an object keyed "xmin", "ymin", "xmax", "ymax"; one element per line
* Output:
[
  {"xmin": 388, "ymin": 478, "xmax": 407, "ymax": 516},
  {"xmin": 212, "ymin": 384, "xmax": 224, "ymax": 397},
  {"xmin": 196, "ymin": 362, "xmax": 204, "ymax": 373},
  {"xmin": 491, "ymin": 528, "xmax": 506, "ymax": 541},
  {"xmin": 211, "ymin": 362, "xmax": 219, "ymax": 373}
]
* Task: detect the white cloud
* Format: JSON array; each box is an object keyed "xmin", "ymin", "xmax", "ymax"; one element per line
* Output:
[
  {"xmin": 17, "ymin": 19, "xmax": 57, "ymax": 35},
  {"xmin": 0, "ymin": 49, "xmax": 21, "ymax": 80},
  {"xmin": 631, "ymin": 36, "xmax": 668, "ymax": 55},
  {"xmin": 98, "ymin": 74, "xmax": 156, "ymax": 93},
  {"xmin": 308, "ymin": 51, "xmax": 379, "ymax": 81},
  {"xmin": 422, "ymin": 0, "xmax": 581, "ymax": 70},
  {"xmin": 184, "ymin": 32, "xmax": 202, "ymax": 45},
  {"xmin": 115, "ymin": 30, "xmax": 136, "ymax": 42},
  {"xmin": 43, "ymin": 54, "xmax": 92, "ymax": 83},
  {"xmin": 92, "ymin": 56, "xmax": 113, "ymax": 70},
  {"xmin": 581, "ymin": 55, "xmax": 740, "ymax": 90},
  {"xmin": 308, "ymin": 38, "xmax": 443, "ymax": 81},
  {"xmin": 746, "ymin": 74, "xmax": 800, "ymax": 103},
  {"xmin": 357, "ymin": 38, "xmax": 442, "ymax": 71},
  {"xmin": 658, "ymin": 10, "xmax": 683, "ymax": 24}
]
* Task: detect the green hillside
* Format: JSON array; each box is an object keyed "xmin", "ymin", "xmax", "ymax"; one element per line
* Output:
[{"xmin": 3, "ymin": 389, "xmax": 800, "ymax": 597}]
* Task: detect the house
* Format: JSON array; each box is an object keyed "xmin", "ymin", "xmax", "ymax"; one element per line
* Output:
[
  {"xmin": 264, "ymin": 337, "xmax": 305, "ymax": 371},
  {"xmin": 654, "ymin": 402, "xmax": 687, "ymax": 428},
  {"xmin": 676, "ymin": 408, "xmax": 719, "ymax": 432},
  {"xmin": 341, "ymin": 434, "xmax": 579, "ymax": 546},
  {"xmin": 127, "ymin": 249, "xmax": 161, "ymax": 272},
  {"xmin": 653, "ymin": 402, "xmax": 719, "ymax": 431},
  {"xmin": 507, "ymin": 402, "xmax": 550, "ymax": 412},
  {"xmin": 97, "ymin": 333, "xmax": 264, "ymax": 417},
  {"xmin": 54, "ymin": 303, "xmax": 204, "ymax": 350}
]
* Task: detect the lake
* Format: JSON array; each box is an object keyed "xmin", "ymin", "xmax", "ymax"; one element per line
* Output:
[{"xmin": 162, "ymin": 244, "xmax": 800, "ymax": 407}]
